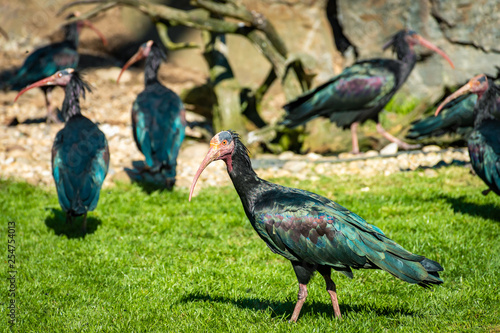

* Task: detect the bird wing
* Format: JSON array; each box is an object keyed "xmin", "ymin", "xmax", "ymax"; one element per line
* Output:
[
  {"xmin": 407, "ymin": 94, "xmax": 477, "ymax": 140},
  {"xmin": 10, "ymin": 42, "xmax": 78, "ymax": 89},
  {"xmin": 468, "ymin": 120, "xmax": 500, "ymax": 195},
  {"xmin": 51, "ymin": 117, "xmax": 109, "ymax": 214},
  {"xmin": 133, "ymin": 85, "xmax": 185, "ymax": 174},
  {"xmin": 282, "ymin": 60, "xmax": 398, "ymax": 128},
  {"xmin": 252, "ymin": 187, "xmax": 429, "ymax": 283}
]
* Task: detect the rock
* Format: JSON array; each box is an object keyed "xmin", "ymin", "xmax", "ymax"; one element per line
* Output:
[
  {"xmin": 380, "ymin": 143, "xmax": 398, "ymax": 156},
  {"xmin": 364, "ymin": 150, "xmax": 379, "ymax": 157},
  {"xmin": 338, "ymin": 152, "xmax": 356, "ymax": 160},
  {"xmin": 337, "ymin": 0, "xmax": 500, "ymax": 99},
  {"xmin": 278, "ymin": 151, "xmax": 295, "ymax": 160},
  {"xmin": 422, "ymin": 145, "xmax": 442, "ymax": 153},
  {"xmin": 306, "ymin": 152, "xmax": 322, "ymax": 161},
  {"xmin": 282, "ymin": 160, "xmax": 308, "ymax": 173}
]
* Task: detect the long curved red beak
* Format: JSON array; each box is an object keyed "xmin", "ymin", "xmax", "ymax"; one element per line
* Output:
[
  {"xmin": 417, "ymin": 35, "xmax": 454, "ymax": 69},
  {"xmin": 82, "ymin": 20, "xmax": 108, "ymax": 47},
  {"xmin": 116, "ymin": 50, "xmax": 146, "ymax": 83},
  {"xmin": 434, "ymin": 83, "xmax": 472, "ymax": 116},
  {"xmin": 14, "ymin": 74, "xmax": 59, "ymax": 102},
  {"xmin": 189, "ymin": 146, "xmax": 221, "ymax": 201}
]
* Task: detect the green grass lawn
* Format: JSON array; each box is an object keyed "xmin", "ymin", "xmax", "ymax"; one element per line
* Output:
[{"xmin": 1, "ymin": 165, "xmax": 499, "ymax": 332}]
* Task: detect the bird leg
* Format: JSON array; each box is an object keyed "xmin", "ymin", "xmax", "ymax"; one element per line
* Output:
[
  {"xmin": 482, "ymin": 188, "xmax": 492, "ymax": 196},
  {"xmin": 350, "ymin": 122, "xmax": 360, "ymax": 154},
  {"xmin": 320, "ymin": 271, "xmax": 342, "ymax": 319},
  {"xmin": 82, "ymin": 213, "xmax": 87, "ymax": 235},
  {"xmin": 290, "ymin": 262, "xmax": 315, "ymax": 322},
  {"xmin": 376, "ymin": 123, "xmax": 420, "ymax": 150},
  {"xmin": 290, "ymin": 283, "xmax": 308, "ymax": 323}
]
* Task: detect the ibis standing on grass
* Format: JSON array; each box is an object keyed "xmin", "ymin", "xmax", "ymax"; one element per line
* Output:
[
  {"xmin": 9, "ymin": 13, "xmax": 107, "ymax": 122},
  {"xmin": 282, "ymin": 29, "xmax": 454, "ymax": 154},
  {"xmin": 435, "ymin": 74, "xmax": 500, "ymax": 196},
  {"xmin": 117, "ymin": 40, "xmax": 185, "ymax": 188},
  {"xmin": 189, "ymin": 130, "xmax": 443, "ymax": 322},
  {"xmin": 15, "ymin": 69, "xmax": 109, "ymax": 232}
]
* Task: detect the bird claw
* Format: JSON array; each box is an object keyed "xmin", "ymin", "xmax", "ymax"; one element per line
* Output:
[
  {"xmin": 399, "ymin": 143, "xmax": 421, "ymax": 150},
  {"xmin": 481, "ymin": 188, "xmax": 491, "ymax": 196}
]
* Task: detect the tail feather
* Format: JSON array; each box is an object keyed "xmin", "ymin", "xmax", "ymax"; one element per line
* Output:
[
  {"xmin": 418, "ymin": 258, "xmax": 443, "ymax": 288},
  {"xmin": 406, "ymin": 94, "xmax": 476, "ymax": 140},
  {"xmin": 407, "ymin": 115, "xmax": 449, "ymax": 140}
]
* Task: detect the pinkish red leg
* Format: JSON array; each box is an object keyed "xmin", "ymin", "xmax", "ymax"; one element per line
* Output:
[
  {"xmin": 82, "ymin": 213, "xmax": 87, "ymax": 234},
  {"xmin": 376, "ymin": 123, "xmax": 420, "ymax": 150},
  {"xmin": 319, "ymin": 268, "xmax": 342, "ymax": 319},
  {"xmin": 350, "ymin": 122, "xmax": 360, "ymax": 154},
  {"xmin": 290, "ymin": 283, "xmax": 308, "ymax": 323},
  {"xmin": 325, "ymin": 276, "xmax": 342, "ymax": 318}
]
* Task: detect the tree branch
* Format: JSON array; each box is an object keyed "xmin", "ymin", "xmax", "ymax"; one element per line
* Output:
[
  {"xmin": 155, "ymin": 22, "xmax": 199, "ymax": 51},
  {"xmin": 192, "ymin": 0, "xmax": 287, "ymax": 57}
]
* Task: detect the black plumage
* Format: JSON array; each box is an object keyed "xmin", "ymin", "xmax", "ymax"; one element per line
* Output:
[
  {"xmin": 10, "ymin": 14, "xmax": 107, "ymax": 122},
  {"xmin": 406, "ymin": 94, "xmax": 477, "ymax": 141},
  {"xmin": 190, "ymin": 130, "xmax": 443, "ymax": 322},
  {"xmin": 435, "ymin": 75, "xmax": 500, "ymax": 196},
  {"xmin": 117, "ymin": 40, "xmax": 185, "ymax": 188},
  {"xmin": 15, "ymin": 69, "xmax": 109, "ymax": 231},
  {"xmin": 281, "ymin": 29, "xmax": 454, "ymax": 153}
]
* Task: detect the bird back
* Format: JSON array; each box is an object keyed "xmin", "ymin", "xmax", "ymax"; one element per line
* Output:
[
  {"xmin": 251, "ymin": 185, "xmax": 442, "ymax": 287},
  {"xmin": 132, "ymin": 84, "xmax": 185, "ymax": 177},
  {"xmin": 282, "ymin": 60, "xmax": 399, "ymax": 129},
  {"xmin": 9, "ymin": 41, "xmax": 78, "ymax": 90},
  {"xmin": 52, "ymin": 115, "xmax": 109, "ymax": 215},
  {"xmin": 407, "ymin": 94, "xmax": 477, "ymax": 140}
]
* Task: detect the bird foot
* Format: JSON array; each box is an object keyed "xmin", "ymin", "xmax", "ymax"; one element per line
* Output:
[
  {"xmin": 398, "ymin": 142, "xmax": 421, "ymax": 150},
  {"xmin": 482, "ymin": 188, "xmax": 491, "ymax": 196}
]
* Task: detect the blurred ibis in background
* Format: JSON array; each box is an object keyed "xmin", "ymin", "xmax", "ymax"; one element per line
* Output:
[
  {"xmin": 190, "ymin": 130, "xmax": 443, "ymax": 322},
  {"xmin": 407, "ymin": 94, "xmax": 477, "ymax": 141},
  {"xmin": 15, "ymin": 69, "xmax": 109, "ymax": 232},
  {"xmin": 435, "ymin": 74, "xmax": 500, "ymax": 196},
  {"xmin": 282, "ymin": 29, "xmax": 454, "ymax": 154},
  {"xmin": 407, "ymin": 82, "xmax": 500, "ymax": 142},
  {"xmin": 117, "ymin": 40, "xmax": 186, "ymax": 189},
  {"xmin": 9, "ymin": 13, "xmax": 107, "ymax": 122}
]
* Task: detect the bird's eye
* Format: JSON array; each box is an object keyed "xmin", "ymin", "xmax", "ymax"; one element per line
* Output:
[
  {"xmin": 58, "ymin": 73, "xmax": 62, "ymax": 77},
  {"xmin": 221, "ymin": 140, "xmax": 228, "ymax": 146}
]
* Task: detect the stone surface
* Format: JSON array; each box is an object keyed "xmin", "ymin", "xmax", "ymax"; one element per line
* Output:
[
  {"xmin": 337, "ymin": 0, "xmax": 500, "ymax": 100},
  {"xmin": 380, "ymin": 143, "xmax": 399, "ymax": 156},
  {"xmin": 422, "ymin": 145, "xmax": 442, "ymax": 153}
]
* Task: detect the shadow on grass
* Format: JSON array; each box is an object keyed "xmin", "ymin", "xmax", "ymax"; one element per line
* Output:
[
  {"xmin": 179, "ymin": 292, "xmax": 415, "ymax": 320},
  {"xmin": 44, "ymin": 208, "xmax": 102, "ymax": 239},
  {"xmin": 439, "ymin": 194, "xmax": 500, "ymax": 223}
]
